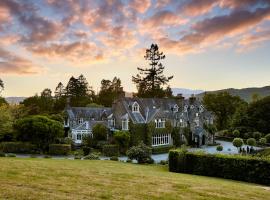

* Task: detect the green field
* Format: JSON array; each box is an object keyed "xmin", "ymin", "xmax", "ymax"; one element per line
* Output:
[{"xmin": 0, "ymin": 158, "xmax": 269, "ymax": 200}]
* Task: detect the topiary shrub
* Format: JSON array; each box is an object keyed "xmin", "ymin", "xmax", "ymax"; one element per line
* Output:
[
  {"xmin": 102, "ymin": 144, "xmax": 119, "ymax": 157},
  {"xmin": 84, "ymin": 153, "xmax": 100, "ymax": 160},
  {"xmin": 127, "ymin": 141, "xmax": 152, "ymax": 164},
  {"xmin": 265, "ymin": 133, "xmax": 270, "ymax": 143},
  {"xmin": 232, "ymin": 130, "xmax": 240, "ymax": 137},
  {"xmin": 247, "ymin": 138, "xmax": 256, "ymax": 147},
  {"xmin": 110, "ymin": 156, "xmax": 119, "ymax": 161},
  {"xmin": 259, "ymin": 138, "xmax": 267, "ymax": 145},
  {"xmin": 232, "ymin": 138, "xmax": 244, "ymax": 152},
  {"xmin": 253, "ymin": 132, "xmax": 262, "ymax": 140},
  {"xmin": 48, "ymin": 144, "xmax": 71, "ymax": 155},
  {"xmin": 216, "ymin": 145, "xmax": 223, "ymax": 151}
]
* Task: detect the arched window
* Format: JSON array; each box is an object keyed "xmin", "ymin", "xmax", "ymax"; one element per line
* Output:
[
  {"xmin": 173, "ymin": 104, "xmax": 179, "ymax": 112},
  {"xmin": 132, "ymin": 102, "xmax": 139, "ymax": 113}
]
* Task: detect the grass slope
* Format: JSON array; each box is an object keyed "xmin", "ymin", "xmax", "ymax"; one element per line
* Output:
[{"xmin": 0, "ymin": 158, "xmax": 269, "ymax": 200}]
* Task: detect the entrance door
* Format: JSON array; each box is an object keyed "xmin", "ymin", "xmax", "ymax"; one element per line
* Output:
[{"xmin": 202, "ymin": 135, "xmax": 206, "ymax": 145}]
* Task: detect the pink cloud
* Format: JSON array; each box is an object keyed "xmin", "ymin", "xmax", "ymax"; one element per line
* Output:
[
  {"xmin": 130, "ymin": 0, "xmax": 151, "ymax": 13},
  {"xmin": 0, "ymin": 48, "xmax": 42, "ymax": 75},
  {"xmin": 179, "ymin": 0, "xmax": 218, "ymax": 16}
]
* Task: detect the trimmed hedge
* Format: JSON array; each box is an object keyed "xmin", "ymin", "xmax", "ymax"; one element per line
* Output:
[
  {"xmin": 0, "ymin": 142, "xmax": 37, "ymax": 153},
  {"xmin": 102, "ymin": 144, "xmax": 119, "ymax": 157},
  {"xmin": 152, "ymin": 145, "xmax": 174, "ymax": 154},
  {"xmin": 169, "ymin": 149, "xmax": 270, "ymax": 185},
  {"xmin": 48, "ymin": 144, "xmax": 71, "ymax": 155}
]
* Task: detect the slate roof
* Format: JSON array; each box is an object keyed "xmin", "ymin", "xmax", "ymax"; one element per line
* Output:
[{"xmin": 66, "ymin": 107, "xmax": 112, "ymax": 121}]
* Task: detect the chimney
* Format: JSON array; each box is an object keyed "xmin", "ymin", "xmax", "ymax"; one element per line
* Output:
[
  {"xmin": 176, "ymin": 93, "xmax": 185, "ymax": 100},
  {"xmin": 189, "ymin": 94, "xmax": 196, "ymax": 104}
]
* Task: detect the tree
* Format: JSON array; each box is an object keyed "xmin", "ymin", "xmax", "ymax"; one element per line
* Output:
[
  {"xmin": 66, "ymin": 75, "xmax": 95, "ymax": 107},
  {"xmin": 253, "ymin": 132, "xmax": 262, "ymax": 141},
  {"xmin": 247, "ymin": 138, "xmax": 256, "ymax": 147},
  {"xmin": 127, "ymin": 141, "xmax": 153, "ymax": 164},
  {"xmin": 92, "ymin": 123, "xmax": 108, "ymax": 141},
  {"xmin": 54, "ymin": 82, "xmax": 65, "ymax": 98},
  {"xmin": 0, "ymin": 105, "xmax": 14, "ymax": 141},
  {"xmin": 232, "ymin": 130, "xmax": 240, "ymax": 137},
  {"xmin": 204, "ymin": 123, "xmax": 217, "ymax": 144},
  {"xmin": 203, "ymin": 92, "xmax": 246, "ymax": 130},
  {"xmin": 0, "ymin": 78, "xmax": 4, "ymax": 94},
  {"xmin": 98, "ymin": 77, "xmax": 124, "ymax": 107},
  {"xmin": 40, "ymin": 88, "xmax": 54, "ymax": 113},
  {"xmin": 113, "ymin": 131, "xmax": 130, "ymax": 154},
  {"xmin": 132, "ymin": 44, "xmax": 173, "ymax": 98},
  {"xmin": 259, "ymin": 137, "xmax": 267, "ymax": 145},
  {"xmin": 232, "ymin": 138, "xmax": 244, "ymax": 152},
  {"xmin": 14, "ymin": 115, "xmax": 64, "ymax": 151}
]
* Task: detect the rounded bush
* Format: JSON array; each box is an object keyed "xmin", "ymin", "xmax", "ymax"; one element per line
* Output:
[
  {"xmin": 232, "ymin": 138, "xmax": 244, "ymax": 148},
  {"xmin": 259, "ymin": 138, "xmax": 267, "ymax": 145},
  {"xmin": 216, "ymin": 145, "xmax": 223, "ymax": 151},
  {"xmin": 253, "ymin": 132, "xmax": 262, "ymax": 140},
  {"xmin": 247, "ymin": 138, "xmax": 256, "ymax": 147},
  {"xmin": 233, "ymin": 130, "xmax": 240, "ymax": 138},
  {"xmin": 265, "ymin": 133, "xmax": 270, "ymax": 143}
]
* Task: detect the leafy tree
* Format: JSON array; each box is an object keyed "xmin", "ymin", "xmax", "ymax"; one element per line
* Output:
[
  {"xmin": 251, "ymin": 93, "xmax": 261, "ymax": 102},
  {"xmin": 127, "ymin": 141, "xmax": 153, "ymax": 164},
  {"xmin": 98, "ymin": 77, "xmax": 124, "ymax": 107},
  {"xmin": 247, "ymin": 138, "xmax": 256, "ymax": 147},
  {"xmin": 54, "ymin": 82, "xmax": 67, "ymax": 112},
  {"xmin": 0, "ymin": 78, "xmax": 4, "ymax": 94},
  {"xmin": 92, "ymin": 123, "xmax": 108, "ymax": 141},
  {"xmin": 132, "ymin": 44, "xmax": 173, "ymax": 98},
  {"xmin": 40, "ymin": 88, "xmax": 54, "ymax": 113},
  {"xmin": 113, "ymin": 131, "xmax": 130, "ymax": 154},
  {"xmin": 232, "ymin": 138, "xmax": 244, "ymax": 152},
  {"xmin": 0, "ymin": 105, "xmax": 14, "ymax": 141},
  {"xmin": 259, "ymin": 137, "xmax": 267, "ymax": 145},
  {"xmin": 203, "ymin": 92, "xmax": 246, "ymax": 130},
  {"xmin": 232, "ymin": 130, "xmax": 240, "ymax": 137},
  {"xmin": 14, "ymin": 115, "xmax": 64, "ymax": 151},
  {"xmin": 246, "ymin": 96, "xmax": 270, "ymax": 133}
]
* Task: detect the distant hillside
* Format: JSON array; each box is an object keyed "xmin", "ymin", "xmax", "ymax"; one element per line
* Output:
[
  {"xmin": 5, "ymin": 97, "xmax": 26, "ymax": 104},
  {"xmin": 196, "ymin": 86, "xmax": 270, "ymax": 102},
  {"xmin": 172, "ymin": 88, "xmax": 204, "ymax": 98}
]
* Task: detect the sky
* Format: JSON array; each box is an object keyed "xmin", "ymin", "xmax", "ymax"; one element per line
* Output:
[{"xmin": 1, "ymin": 0, "xmax": 270, "ymax": 97}]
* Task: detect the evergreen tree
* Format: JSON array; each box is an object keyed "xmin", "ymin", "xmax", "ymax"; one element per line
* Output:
[
  {"xmin": 132, "ymin": 44, "xmax": 173, "ymax": 98},
  {"xmin": 54, "ymin": 82, "xmax": 65, "ymax": 98},
  {"xmin": 0, "ymin": 78, "xmax": 3, "ymax": 94},
  {"xmin": 98, "ymin": 77, "xmax": 124, "ymax": 107}
]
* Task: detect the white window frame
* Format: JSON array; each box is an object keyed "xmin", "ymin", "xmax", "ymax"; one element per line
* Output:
[
  {"xmin": 173, "ymin": 104, "xmax": 179, "ymax": 112},
  {"xmin": 78, "ymin": 118, "xmax": 84, "ymax": 124},
  {"xmin": 155, "ymin": 119, "xmax": 165, "ymax": 128},
  {"xmin": 152, "ymin": 133, "xmax": 172, "ymax": 147},
  {"xmin": 132, "ymin": 102, "xmax": 139, "ymax": 113},
  {"xmin": 108, "ymin": 118, "xmax": 115, "ymax": 127},
  {"xmin": 122, "ymin": 119, "xmax": 129, "ymax": 130}
]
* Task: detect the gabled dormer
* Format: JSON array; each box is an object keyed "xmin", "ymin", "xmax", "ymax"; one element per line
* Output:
[
  {"xmin": 132, "ymin": 101, "xmax": 140, "ymax": 113},
  {"xmin": 173, "ymin": 104, "xmax": 179, "ymax": 112}
]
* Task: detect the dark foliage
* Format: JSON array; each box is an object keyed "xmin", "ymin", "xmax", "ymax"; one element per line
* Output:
[{"xmin": 48, "ymin": 144, "xmax": 71, "ymax": 155}]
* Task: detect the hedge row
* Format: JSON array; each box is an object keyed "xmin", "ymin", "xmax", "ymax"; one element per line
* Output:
[
  {"xmin": 169, "ymin": 149, "xmax": 270, "ymax": 185},
  {"xmin": 152, "ymin": 145, "xmax": 174, "ymax": 154},
  {"xmin": 102, "ymin": 144, "xmax": 119, "ymax": 157},
  {"xmin": 48, "ymin": 144, "xmax": 71, "ymax": 155},
  {"xmin": 0, "ymin": 142, "xmax": 37, "ymax": 153}
]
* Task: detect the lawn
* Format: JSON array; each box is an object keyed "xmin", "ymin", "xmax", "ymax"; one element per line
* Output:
[{"xmin": 0, "ymin": 158, "xmax": 269, "ymax": 200}]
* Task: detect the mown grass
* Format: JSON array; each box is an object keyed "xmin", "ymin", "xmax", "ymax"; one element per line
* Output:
[{"xmin": 0, "ymin": 158, "xmax": 269, "ymax": 200}]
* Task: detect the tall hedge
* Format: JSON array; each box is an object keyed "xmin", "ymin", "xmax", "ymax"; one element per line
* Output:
[
  {"xmin": 102, "ymin": 144, "xmax": 119, "ymax": 157},
  {"xmin": 169, "ymin": 150, "xmax": 270, "ymax": 185},
  {"xmin": 48, "ymin": 144, "xmax": 71, "ymax": 155},
  {"xmin": 0, "ymin": 142, "xmax": 37, "ymax": 153}
]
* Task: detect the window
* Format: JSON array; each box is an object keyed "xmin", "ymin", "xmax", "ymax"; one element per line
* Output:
[
  {"xmin": 184, "ymin": 105, "xmax": 188, "ymax": 112},
  {"xmin": 77, "ymin": 133, "xmax": 82, "ymax": 140},
  {"xmin": 199, "ymin": 105, "xmax": 204, "ymax": 113},
  {"xmin": 122, "ymin": 119, "xmax": 129, "ymax": 130},
  {"xmin": 173, "ymin": 104, "xmax": 179, "ymax": 112},
  {"xmin": 108, "ymin": 119, "xmax": 115, "ymax": 127},
  {"xmin": 132, "ymin": 102, "xmax": 139, "ymax": 112},
  {"xmin": 78, "ymin": 118, "xmax": 84, "ymax": 124},
  {"xmin": 155, "ymin": 119, "xmax": 165, "ymax": 128},
  {"xmin": 152, "ymin": 134, "xmax": 172, "ymax": 146}
]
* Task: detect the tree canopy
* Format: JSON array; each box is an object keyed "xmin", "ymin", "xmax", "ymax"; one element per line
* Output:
[{"xmin": 132, "ymin": 44, "xmax": 173, "ymax": 98}]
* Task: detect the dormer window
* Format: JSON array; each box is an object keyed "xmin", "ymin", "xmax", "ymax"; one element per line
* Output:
[
  {"xmin": 79, "ymin": 118, "xmax": 84, "ymax": 124},
  {"xmin": 132, "ymin": 102, "xmax": 139, "ymax": 113},
  {"xmin": 184, "ymin": 105, "xmax": 188, "ymax": 112},
  {"xmin": 199, "ymin": 105, "xmax": 204, "ymax": 113},
  {"xmin": 155, "ymin": 119, "xmax": 165, "ymax": 128},
  {"xmin": 173, "ymin": 104, "xmax": 179, "ymax": 112}
]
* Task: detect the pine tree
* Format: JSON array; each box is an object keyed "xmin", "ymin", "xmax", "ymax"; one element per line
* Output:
[
  {"xmin": 0, "ymin": 79, "xmax": 4, "ymax": 95},
  {"xmin": 54, "ymin": 82, "xmax": 65, "ymax": 98},
  {"xmin": 132, "ymin": 44, "xmax": 173, "ymax": 98}
]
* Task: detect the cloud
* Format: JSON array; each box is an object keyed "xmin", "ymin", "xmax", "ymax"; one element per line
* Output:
[
  {"xmin": 143, "ymin": 10, "xmax": 188, "ymax": 27},
  {"xmin": 129, "ymin": 0, "xmax": 151, "ymax": 13},
  {"xmin": 179, "ymin": 0, "xmax": 218, "ymax": 16},
  {"xmin": 27, "ymin": 41, "xmax": 104, "ymax": 63},
  {"xmin": 0, "ymin": 48, "xmax": 42, "ymax": 75},
  {"xmin": 220, "ymin": 0, "xmax": 270, "ymax": 9}
]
